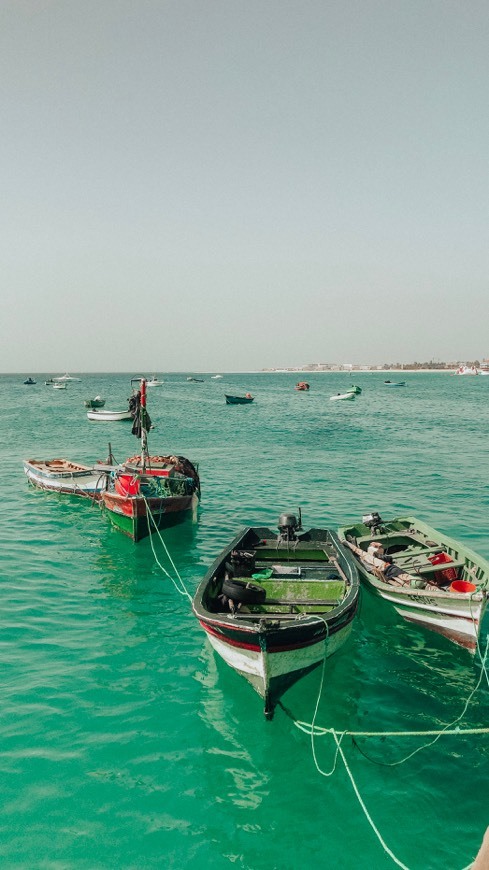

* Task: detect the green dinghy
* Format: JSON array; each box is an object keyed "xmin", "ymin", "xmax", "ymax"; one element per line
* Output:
[{"xmin": 337, "ymin": 514, "xmax": 489, "ymax": 651}]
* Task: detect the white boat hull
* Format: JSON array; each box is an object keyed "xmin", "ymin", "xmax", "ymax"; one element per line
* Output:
[
  {"xmin": 87, "ymin": 410, "xmax": 132, "ymax": 421},
  {"xmin": 23, "ymin": 460, "xmax": 108, "ymax": 498},
  {"xmin": 202, "ymin": 620, "xmax": 353, "ymax": 701},
  {"xmin": 358, "ymin": 564, "xmax": 486, "ymax": 651}
]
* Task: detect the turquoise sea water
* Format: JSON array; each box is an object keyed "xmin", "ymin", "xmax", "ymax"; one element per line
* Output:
[{"xmin": 1, "ymin": 371, "xmax": 488, "ymax": 870}]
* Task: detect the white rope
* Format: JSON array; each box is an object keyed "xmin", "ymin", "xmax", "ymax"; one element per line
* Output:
[
  {"xmin": 141, "ymin": 495, "xmax": 192, "ymax": 601},
  {"xmin": 332, "ymin": 732, "xmax": 410, "ymax": 870}
]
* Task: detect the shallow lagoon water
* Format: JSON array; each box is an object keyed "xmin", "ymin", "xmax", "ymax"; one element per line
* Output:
[{"xmin": 1, "ymin": 371, "xmax": 488, "ymax": 869}]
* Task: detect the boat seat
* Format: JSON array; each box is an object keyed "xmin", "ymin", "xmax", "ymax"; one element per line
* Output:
[
  {"xmin": 261, "ymin": 598, "xmax": 340, "ymax": 606},
  {"xmin": 393, "ymin": 546, "xmax": 444, "ymax": 563},
  {"xmin": 412, "ymin": 560, "xmax": 465, "ymax": 575}
]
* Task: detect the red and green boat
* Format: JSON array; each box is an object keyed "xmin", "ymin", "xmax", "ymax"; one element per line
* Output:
[{"xmin": 101, "ymin": 378, "xmax": 200, "ymax": 541}]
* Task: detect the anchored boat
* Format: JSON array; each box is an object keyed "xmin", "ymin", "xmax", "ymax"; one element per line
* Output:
[
  {"xmin": 87, "ymin": 408, "xmax": 132, "ymax": 421},
  {"xmin": 84, "ymin": 396, "xmax": 106, "ymax": 409},
  {"xmin": 100, "ymin": 378, "xmax": 200, "ymax": 541},
  {"xmin": 23, "ymin": 458, "xmax": 110, "ymax": 499},
  {"xmin": 225, "ymin": 394, "xmax": 254, "ymax": 404},
  {"xmin": 330, "ymin": 392, "xmax": 356, "ymax": 401},
  {"xmin": 337, "ymin": 514, "xmax": 489, "ymax": 651},
  {"xmin": 193, "ymin": 512, "xmax": 359, "ymax": 719}
]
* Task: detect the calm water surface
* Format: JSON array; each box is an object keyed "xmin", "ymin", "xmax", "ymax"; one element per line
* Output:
[{"xmin": 1, "ymin": 372, "xmax": 488, "ymax": 869}]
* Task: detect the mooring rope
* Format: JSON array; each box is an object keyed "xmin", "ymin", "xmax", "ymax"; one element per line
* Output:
[
  {"xmin": 141, "ymin": 495, "xmax": 192, "ymax": 601},
  {"xmin": 288, "ymin": 631, "xmax": 489, "ymax": 870}
]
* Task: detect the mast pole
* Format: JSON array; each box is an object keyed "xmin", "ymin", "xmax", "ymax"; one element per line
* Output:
[{"xmin": 140, "ymin": 378, "xmax": 148, "ymax": 471}]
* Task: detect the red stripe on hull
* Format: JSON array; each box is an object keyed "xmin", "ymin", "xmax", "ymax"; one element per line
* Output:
[{"xmin": 200, "ymin": 620, "xmax": 327, "ymax": 654}]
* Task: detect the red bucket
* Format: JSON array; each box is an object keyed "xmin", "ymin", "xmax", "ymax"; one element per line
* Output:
[{"xmin": 449, "ymin": 580, "xmax": 476, "ymax": 594}]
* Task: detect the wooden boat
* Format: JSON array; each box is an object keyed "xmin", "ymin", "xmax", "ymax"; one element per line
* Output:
[
  {"xmin": 347, "ymin": 385, "xmax": 362, "ymax": 394},
  {"xmin": 337, "ymin": 514, "xmax": 489, "ymax": 651},
  {"xmin": 87, "ymin": 408, "xmax": 132, "ymax": 421},
  {"xmin": 193, "ymin": 512, "xmax": 359, "ymax": 719},
  {"xmin": 329, "ymin": 392, "xmax": 355, "ymax": 401},
  {"xmin": 225, "ymin": 394, "xmax": 254, "ymax": 404},
  {"xmin": 23, "ymin": 458, "xmax": 110, "ymax": 499},
  {"xmin": 84, "ymin": 396, "xmax": 106, "ymax": 408},
  {"xmin": 23, "ymin": 377, "xmax": 36, "ymax": 385},
  {"xmin": 295, "ymin": 382, "xmax": 310, "ymax": 391},
  {"xmin": 384, "ymin": 380, "xmax": 406, "ymax": 386},
  {"xmin": 100, "ymin": 378, "xmax": 200, "ymax": 541}
]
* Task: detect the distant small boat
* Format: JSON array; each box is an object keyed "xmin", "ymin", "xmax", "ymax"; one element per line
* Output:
[
  {"xmin": 146, "ymin": 376, "xmax": 164, "ymax": 387},
  {"xmin": 384, "ymin": 380, "xmax": 406, "ymax": 386},
  {"xmin": 44, "ymin": 379, "xmax": 54, "ymax": 385},
  {"xmin": 84, "ymin": 396, "xmax": 106, "ymax": 409},
  {"xmin": 87, "ymin": 408, "xmax": 132, "ymax": 421},
  {"xmin": 453, "ymin": 366, "xmax": 479, "ymax": 376},
  {"xmin": 225, "ymin": 394, "xmax": 254, "ymax": 404},
  {"xmin": 295, "ymin": 382, "xmax": 310, "ymax": 391},
  {"xmin": 211, "ymin": 375, "xmax": 223, "ymax": 379},
  {"xmin": 23, "ymin": 377, "xmax": 36, "ymax": 385},
  {"xmin": 187, "ymin": 377, "xmax": 204, "ymax": 382},
  {"xmin": 54, "ymin": 374, "xmax": 81, "ymax": 382},
  {"xmin": 53, "ymin": 382, "xmax": 67, "ymax": 390},
  {"xmin": 23, "ymin": 458, "xmax": 110, "ymax": 499},
  {"xmin": 346, "ymin": 385, "xmax": 362, "ymax": 394},
  {"xmin": 330, "ymin": 392, "xmax": 355, "ymax": 401}
]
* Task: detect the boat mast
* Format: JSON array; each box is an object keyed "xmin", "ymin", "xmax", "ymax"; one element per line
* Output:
[{"xmin": 140, "ymin": 378, "xmax": 148, "ymax": 472}]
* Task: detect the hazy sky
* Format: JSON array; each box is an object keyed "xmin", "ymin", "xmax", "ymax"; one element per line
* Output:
[{"xmin": 1, "ymin": 0, "xmax": 488, "ymax": 371}]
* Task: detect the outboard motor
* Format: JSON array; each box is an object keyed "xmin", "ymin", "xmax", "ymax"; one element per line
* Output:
[
  {"xmin": 278, "ymin": 512, "xmax": 300, "ymax": 542},
  {"xmin": 362, "ymin": 512, "xmax": 384, "ymax": 535}
]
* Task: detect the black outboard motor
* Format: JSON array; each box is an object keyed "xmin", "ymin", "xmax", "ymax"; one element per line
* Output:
[
  {"xmin": 362, "ymin": 512, "xmax": 384, "ymax": 535},
  {"xmin": 278, "ymin": 512, "xmax": 301, "ymax": 542}
]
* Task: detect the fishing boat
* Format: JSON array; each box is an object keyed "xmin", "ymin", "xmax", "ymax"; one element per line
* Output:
[
  {"xmin": 347, "ymin": 385, "xmax": 362, "ymax": 395},
  {"xmin": 87, "ymin": 408, "xmax": 132, "ymax": 421},
  {"xmin": 100, "ymin": 378, "xmax": 200, "ymax": 541},
  {"xmin": 225, "ymin": 394, "xmax": 254, "ymax": 404},
  {"xmin": 146, "ymin": 376, "xmax": 164, "ymax": 387},
  {"xmin": 44, "ymin": 379, "xmax": 54, "ymax": 385},
  {"xmin": 23, "ymin": 458, "xmax": 110, "ymax": 499},
  {"xmin": 329, "ymin": 392, "xmax": 355, "ymax": 401},
  {"xmin": 337, "ymin": 514, "xmax": 489, "ymax": 652},
  {"xmin": 295, "ymin": 382, "xmax": 310, "ymax": 391},
  {"xmin": 384, "ymin": 380, "xmax": 406, "ymax": 386},
  {"xmin": 23, "ymin": 377, "xmax": 36, "ymax": 385},
  {"xmin": 53, "ymin": 382, "xmax": 67, "ymax": 390},
  {"xmin": 193, "ymin": 512, "xmax": 359, "ymax": 719},
  {"xmin": 84, "ymin": 396, "xmax": 106, "ymax": 409}
]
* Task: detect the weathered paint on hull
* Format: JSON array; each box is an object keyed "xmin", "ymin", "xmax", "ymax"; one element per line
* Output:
[
  {"xmin": 23, "ymin": 465, "xmax": 106, "ymax": 499},
  {"xmin": 200, "ymin": 617, "xmax": 354, "ymax": 717},
  {"xmin": 359, "ymin": 565, "xmax": 486, "ymax": 652},
  {"xmin": 102, "ymin": 491, "xmax": 199, "ymax": 541}
]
